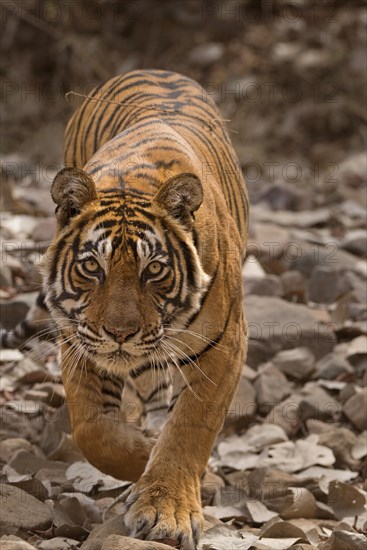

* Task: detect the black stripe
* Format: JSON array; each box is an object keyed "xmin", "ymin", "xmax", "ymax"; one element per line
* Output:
[
  {"xmin": 178, "ymin": 298, "xmax": 234, "ymax": 366},
  {"xmin": 102, "ymin": 386, "xmax": 122, "ymax": 400},
  {"xmin": 168, "ymin": 395, "xmax": 179, "ymax": 413},
  {"xmin": 71, "ymin": 82, "xmax": 106, "ymax": 164},
  {"xmin": 147, "ymin": 404, "xmax": 168, "ymax": 413},
  {"xmin": 141, "ymin": 382, "xmax": 170, "ymax": 404},
  {"xmin": 103, "ymin": 401, "xmax": 121, "ymax": 411}
]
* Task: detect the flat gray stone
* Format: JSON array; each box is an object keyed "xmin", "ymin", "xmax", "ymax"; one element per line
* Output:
[
  {"xmin": 245, "ymin": 275, "xmax": 283, "ymax": 297},
  {"xmin": 0, "ymin": 438, "xmax": 34, "ymax": 464},
  {"xmin": 339, "ymin": 270, "xmax": 367, "ymax": 304},
  {"xmin": 265, "ymin": 394, "xmax": 303, "ymax": 436},
  {"xmin": 0, "ymin": 265, "xmax": 13, "ymax": 288},
  {"xmin": 341, "ymin": 229, "xmax": 367, "ymax": 257},
  {"xmin": 321, "ymin": 529, "xmax": 367, "ymax": 550},
  {"xmin": 298, "ymin": 382, "xmax": 341, "ymax": 422},
  {"xmin": 81, "ymin": 516, "xmax": 129, "ymax": 550},
  {"xmin": 8, "ymin": 450, "xmax": 66, "ymax": 476},
  {"xmin": 32, "ymin": 217, "xmax": 57, "ymax": 242},
  {"xmin": 37, "ymin": 538, "xmax": 80, "ymax": 549},
  {"xmin": 281, "ymin": 270, "xmax": 308, "ymax": 303},
  {"xmin": 343, "ymin": 388, "xmax": 367, "ymax": 431},
  {"xmin": 291, "ymin": 247, "xmax": 358, "ymax": 278},
  {"xmin": 245, "ymin": 296, "xmax": 336, "ymax": 362},
  {"xmin": 248, "ymin": 222, "xmax": 290, "ymax": 263},
  {"xmin": 313, "ymin": 353, "xmax": 353, "ymax": 380},
  {"xmin": 0, "ymin": 483, "xmax": 52, "ymax": 535},
  {"xmin": 225, "ymin": 371, "xmax": 256, "ymax": 430},
  {"xmin": 318, "ymin": 427, "xmax": 359, "ymax": 469},
  {"xmin": 0, "ymin": 536, "xmax": 37, "ymax": 549},
  {"xmin": 309, "ymin": 265, "xmax": 341, "ymax": 304},
  {"xmin": 254, "ymin": 365, "xmax": 292, "ymax": 414},
  {"xmin": 272, "ymin": 347, "xmax": 316, "ymax": 381},
  {"xmin": 0, "ymin": 301, "xmax": 30, "ymax": 331}
]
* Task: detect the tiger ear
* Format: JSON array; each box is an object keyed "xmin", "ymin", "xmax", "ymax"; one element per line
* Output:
[
  {"xmin": 154, "ymin": 173, "xmax": 203, "ymax": 228},
  {"xmin": 51, "ymin": 168, "xmax": 98, "ymax": 227}
]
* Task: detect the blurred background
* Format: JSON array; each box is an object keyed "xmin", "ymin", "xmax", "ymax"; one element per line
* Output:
[
  {"xmin": 2, "ymin": 0, "xmax": 366, "ymax": 204},
  {"xmin": 1, "ymin": 0, "xmax": 366, "ymax": 316},
  {"xmin": 0, "ymin": 1, "xmax": 366, "ymax": 547}
]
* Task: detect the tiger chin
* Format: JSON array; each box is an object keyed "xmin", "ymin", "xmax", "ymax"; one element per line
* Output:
[{"xmin": 42, "ymin": 70, "xmax": 248, "ymax": 549}]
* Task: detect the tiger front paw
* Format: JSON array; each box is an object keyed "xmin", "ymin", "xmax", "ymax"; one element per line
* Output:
[{"xmin": 124, "ymin": 473, "xmax": 204, "ymax": 549}]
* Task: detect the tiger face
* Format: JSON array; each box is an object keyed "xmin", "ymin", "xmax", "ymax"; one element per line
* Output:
[{"xmin": 43, "ymin": 168, "xmax": 210, "ymax": 373}]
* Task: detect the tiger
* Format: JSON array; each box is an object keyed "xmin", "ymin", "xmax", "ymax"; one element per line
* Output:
[{"xmin": 10, "ymin": 70, "xmax": 249, "ymax": 548}]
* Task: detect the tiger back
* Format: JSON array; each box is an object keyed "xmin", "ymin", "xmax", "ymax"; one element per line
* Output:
[{"xmin": 64, "ymin": 70, "xmax": 248, "ymax": 251}]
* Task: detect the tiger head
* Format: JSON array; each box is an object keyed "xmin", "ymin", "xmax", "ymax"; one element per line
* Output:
[{"xmin": 43, "ymin": 168, "xmax": 210, "ymax": 373}]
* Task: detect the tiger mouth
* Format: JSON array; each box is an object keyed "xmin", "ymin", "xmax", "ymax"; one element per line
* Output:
[
  {"xmin": 86, "ymin": 337, "xmax": 165, "ymax": 361},
  {"xmin": 68, "ymin": 324, "xmax": 172, "ymax": 364},
  {"xmin": 107, "ymin": 348, "xmax": 131, "ymax": 360},
  {"xmin": 108, "ymin": 343, "xmax": 160, "ymax": 359}
]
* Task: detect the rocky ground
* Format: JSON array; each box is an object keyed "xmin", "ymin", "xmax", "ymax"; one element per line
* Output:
[
  {"xmin": 1, "ymin": 0, "xmax": 367, "ymax": 549},
  {"xmin": 1, "ymin": 172, "xmax": 366, "ymax": 549}
]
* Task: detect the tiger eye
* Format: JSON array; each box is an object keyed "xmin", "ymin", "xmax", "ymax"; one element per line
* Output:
[
  {"xmin": 82, "ymin": 259, "xmax": 100, "ymax": 273},
  {"xmin": 147, "ymin": 261, "xmax": 163, "ymax": 276}
]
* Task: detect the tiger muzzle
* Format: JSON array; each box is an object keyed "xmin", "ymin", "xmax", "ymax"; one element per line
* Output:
[{"xmin": 103, "ymin": 324, "xmax": 140, "ymax": 343}]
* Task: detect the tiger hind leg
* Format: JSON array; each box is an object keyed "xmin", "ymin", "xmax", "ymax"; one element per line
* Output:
[{"xmin": 129, "ymin": 362, "xmax": 172, "ymax": 435}]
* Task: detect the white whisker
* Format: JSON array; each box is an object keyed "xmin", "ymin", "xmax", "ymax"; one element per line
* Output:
[
  {"xmin": 161, "ymin": 341, "xmax": 201, "ymax": 402},
  {"xmin": 163, "ymin": 336, "xmax": 217, "ymax": 386}
]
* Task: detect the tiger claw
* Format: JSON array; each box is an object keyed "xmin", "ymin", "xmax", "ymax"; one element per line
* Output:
[{"xmin": 124, "ymin": 476, "xmax": 203, "ymax": 549}]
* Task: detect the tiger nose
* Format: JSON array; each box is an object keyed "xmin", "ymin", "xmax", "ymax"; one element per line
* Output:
[{"xmin": 103, "ymin": 325, "xmax": 139, "ymax": 343}]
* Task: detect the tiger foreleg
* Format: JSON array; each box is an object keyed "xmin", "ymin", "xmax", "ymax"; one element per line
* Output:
[
  {"xmin": 124, "ymin": 309, "xmax": 247, "ymax": 548},
  {"xmin": 60, "ymin": 343, "xmax": 154, "ymax": 482}
]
